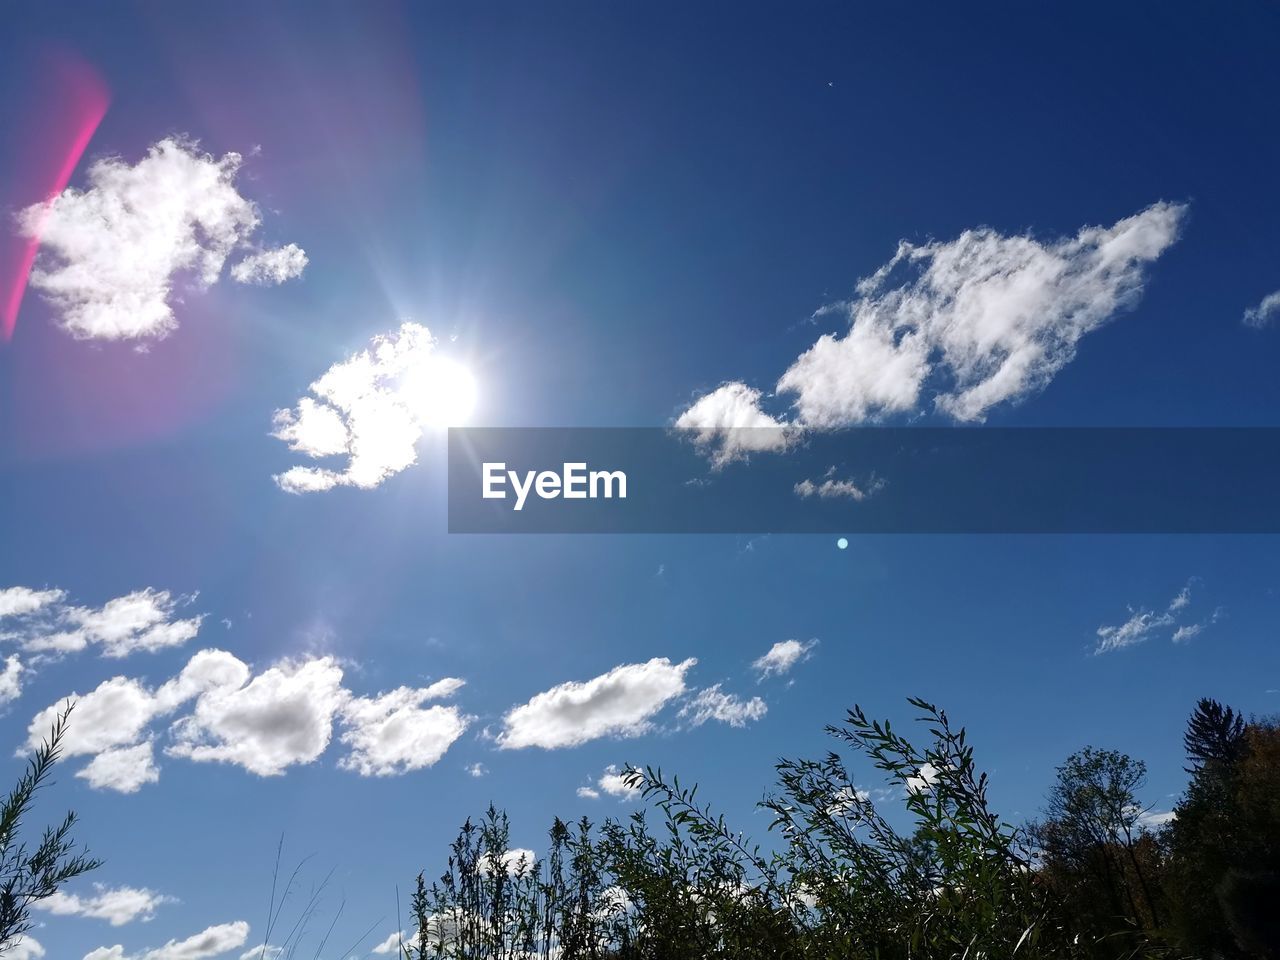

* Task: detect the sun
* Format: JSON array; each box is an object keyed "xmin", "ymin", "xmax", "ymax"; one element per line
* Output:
[{"xmin": 400, "ymin": 355, "xmax": 479, "ymax": 428}]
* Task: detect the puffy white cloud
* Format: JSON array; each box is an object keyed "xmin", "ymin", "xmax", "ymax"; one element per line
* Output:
[
  {"xmin": 167, "ymin": 657, "xmax": 346, "ymax": 776},
  {"xmin": 25, "ymin": 649, "xmax": 248, "ymax": 764},
  {"xmin": 272, "ymin": 322, "xmax": 476, "ymax": 493},
  {"xmin": 596, "ymin": 765, "xmax": 639, "ymax": 800},
  {"xmin": 370, "ymin": 931, "xmax": 408, "ymax": 955},
  {"xmin": 27, "ymin": 647, "xmax": 471, "ymax": 788},
  {"xmin": 36, "ymin": 884, "xmax": 174, "ymax": 926},
  {"xmin": 18, "ymin": 137, "xmax": 304, "ymax": 341},
  {"xmin": 577, "ymin": 765, "xmax": 638, "ymax": 801},
  {"xmin": 28, "ymin": 677, "xmax": 170, "ymax": 758},
  {"xmin": 83, "ymin": 920, "xmax": 249, "ymax": 960},
  {"xmin": 0, "ymin": 587, "xmax": 65, "ymax": 618},
  {"xmin": 76, "ymin": 742, "xmax": 160, "ymax": 794},
  {"xmin": 477, "ymin": 848, "xmax": 537, "ymax": 877},
  {"xmin": 752, "ymin": 639, "xmax": 818, "ymax": 680},
  {"xmin": 338, "ymin": 679, "xmax": 469, "ymax": 776},
  {"xmin": 0, "ymin": 656, "xmax": 24, "ymax": 706},
  {"xmin": 906, "ymin": 762, "xmax": 940, "ymax": 796},
  {"xmin": 0, "ymin": 934, "xmax": 45, "ymax": 959},
  {"xmin": 229, "ymin": 245, "xmax": 307, "ymax": 285},
  {"xmin": 679, "ymin": 684, "xmax": 767, "ymax": 728},
  {"xmin": 673, "ymin": 383, "xmax": 795, "ymax": 467},
  {"xmin": 237, "ymin": 947, "xmax": 282, "ymax": 960},
  {"xmin": 1244, "ymin": 290, "xmax": 1280, "ymax": 328},
  {"xmin": 497, "ymin": 658, "xmax": 696, "ymax": 750},
  {"xmin": 466, "ymin": 763, "xmax": 488, "ymax": 778},
  {"xmin": 677, "ymin": 203, "xmax": 1186, "ymax": 461}
]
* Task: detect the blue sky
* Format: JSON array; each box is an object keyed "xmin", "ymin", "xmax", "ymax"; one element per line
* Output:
[{"xmin": 2, "ymin": 3, "xmax": 1280, "ymax": 959}]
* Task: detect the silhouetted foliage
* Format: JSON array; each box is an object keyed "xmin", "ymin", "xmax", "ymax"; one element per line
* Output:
[
  {"xmin": 1184, "ymin": 698, "xmax": 1246, "ymax": 772},
  {"xmin": 0, "ymin": 706, "xmax": 101, "ymax": 954},
  {"xmin": 402, "ymin": 697, "xmax": 1280, "ymax": 960}
]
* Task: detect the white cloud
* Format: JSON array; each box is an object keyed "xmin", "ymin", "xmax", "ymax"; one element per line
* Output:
[
  {"xmin": 237, "ymin": 947, "xmax": 282, "ymax": 960},
  {"xmin": 23, "ymin": 589, "xmax": 204, "ymax": 659},
  {"xmin": 679, "ymin": 684, "xmax": 767, "ymax": 728},
  {"xmin": 906, "ymin": 762, "xmax": 940, "ymax": 795},
  {"xmin": 18, "ymin": 137, "xmax": 304, "ymax": 341},
  {"xmin": 0, "ymin": 656, "xmax": 24, "ymax": 706},
  {"xmin": 577, "ymin": 765, "xmax": 639, "ymax": 801},
  {"xmin": 673, "ymin": 383, "xmax": 795, "ymax": 467},
  {"xmin": 1171, "ymin": 623, "xmax": 1202, "ymax": 644},
  {"xmin": 466, "ymin": 763, "xmax": 488, "ymax": 778},
  {"xmin": 1138, "ymin": 809, "xmax": 1176, "ymax": 829},
  {"xmin": 273, "ymin": 322, "xmax": 470, "ymax": 493},
  {"xmin": 0, "ymin": 587, "xmax": 65, "ymax": 618},
  {"xmin": 752, "ymin": 639, "xmax": 818, "ymax": 680},
  {"xmin": 76, "ymin": 742, "xmax": 161, "ymax": 794},
  {"xmin": 167, "ymin": 657, "xmax": 346, "ymax": 776},
  {"xmin": 27, "ymin": 648, "xmax": 471, "ymax": 788},
  {"xmin": 497, "ymin": 658, "xmax": 696, "ymax": 750},
  {"xmin": 338, "ymin": 680, "xmax": 469, "ymax": 776},
  {"xmin": 1094, "ymin": 579, "xmax": 1212, "ymax": 655},
  {"xmin": 478, "ymin": 848, "xmax": 537, "ymax": 876},
  {"xmin": 596, "ymin": 765, "xmax": 639, "ymax": 800},
  {"xmin": 0, "ymin": 934, "xmax": 45, "ymax": 959},
  {"xmin": 1244, "ymin": 290, "xmax": 1280, "ymax": 328},
  {"xmin": 83, "ymin": 920, "xmax": 249, "ymax": 960},
  {"xmin": 37, "ymin": 884, "xmax": 174, "ymax": 926},
  {"xmin": 229, "ymin": 245, "xmax": 307, "ymax": 285},
  {"xmin": 25, "ymin": 649, "xmax": 249, "ymax": 764},
  {"xmin": 677, "ymin": 203, "xmax": 1185, "ymax": 461},
  {"xmin": 2, "ymin": 587, "xmax": 203, "ymax": 663},
  {"xmin": 793, "ymin": 470, "xmax": 883, "ymax": 501},
  {"xmin": 370, "ymin": 931, "xmax": 408, "ymax": 955}
]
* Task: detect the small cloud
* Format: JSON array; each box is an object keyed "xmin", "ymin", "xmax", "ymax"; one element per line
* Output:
[
  {"xmin": 1094, "ymin": 579, "xmax": 1215, "ymax": 654},
  {"xmin": 1244, "ymin": 290, "xmax": 1280, "ymax": 328},
  {"xmin": 466, "ymin": 762, "xmax": 488, "ymax": 778},
  {"xmin": 496, "ymin": 658, "xmax": 696, "ymax": 750},
  {"xmin": 229, "ymin": 244, "xmax": 307, "ymax": 285},
  {"xmin": 752, "ymin": 639, "xmax": 819, "ymax": 681}
]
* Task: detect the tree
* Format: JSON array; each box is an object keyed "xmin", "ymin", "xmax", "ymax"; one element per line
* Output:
[
  {"xmin": 1183, "ymin": 698, "xmax": 1246, "ymax": 772},
  {"xmin": 0, "ymin": 706, "xmax": 101, "ymax": 954},
  {"xmin": 1167, "ymin": 706, "xmax": 1280, "ymax": 959},
  {"xmin": 1030, "ymin": 747, "xmax": 1164, "ymax": 955}
]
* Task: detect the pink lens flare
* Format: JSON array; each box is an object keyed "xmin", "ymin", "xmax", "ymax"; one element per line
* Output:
[{"xmin": 0, "ymin": 50, "xmax": 110, "ymax": 343}]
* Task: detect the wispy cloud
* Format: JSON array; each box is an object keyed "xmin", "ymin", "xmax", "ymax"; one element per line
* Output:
[
  {"xmin": 0, "ymin": 586, "xmax": 204, "ymax": 687},
  {"xmin": 752, "ymin": 639, "xmax": 819, "ymax": 681},
  {"xmin": 17, "ymin": 137, "xmax": 304, "ymax": 341},
  {"xmin": 679, "ymin": 684, "xmax": 767, "ymax": 728},
  {"xmin": 1243, "ymin": 290, "xmax": 1280, "ymax": 328},
  {"xmin": 1094, "ymin": 579, "xmax": 1219, "ymax": 655}
]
